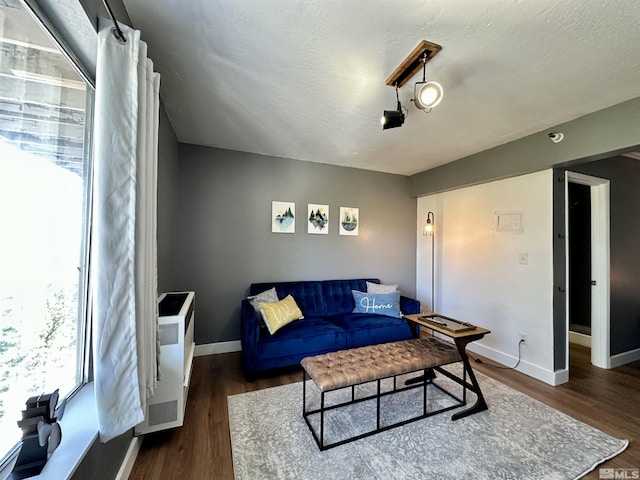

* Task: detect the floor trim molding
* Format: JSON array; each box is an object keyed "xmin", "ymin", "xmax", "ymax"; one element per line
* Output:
[
  {"xmin": 467, "ymin": 342, "xmax": 561, "ymax": 385},
  {"xmin": 610, "ymin": 346, "xmax": 640, "ymax": 368},
  {"xmin": 195, "ymin": 340, "xmax": 242, "ymax": 357},
  {"xmin": 116, "ymin": 436, "xmax": 143, "ymax": 480}
]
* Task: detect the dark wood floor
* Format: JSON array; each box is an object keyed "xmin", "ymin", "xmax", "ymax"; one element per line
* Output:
[{"xmin": 129, "ymin": 344, "xmax": 640, "ymax": 479}]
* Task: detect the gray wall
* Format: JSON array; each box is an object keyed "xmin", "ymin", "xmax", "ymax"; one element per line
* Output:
[
  {"xmin": 70, "ymin": 430, "xmax": 131, "ymax": 480},
  {"xmin": 175, "ymin": 145, "xmax": 418, "ymax": 344},
  {"xmin": 552, "ymin": 169, "xmax": 567, "ymax": 369},
  {"xmin": 410, "ymin": 96, "xmax": 640, "ymax": 197},
  {"xmin": 157, "ymin": 104, "xmax": 180, "ymax": 293},
  {"xmin": 565, "ymin": 157, "xmax": 640, "ymax": 356}
]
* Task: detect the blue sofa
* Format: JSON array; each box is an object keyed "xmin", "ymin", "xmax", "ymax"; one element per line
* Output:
[{"xmin": 241, "ymin": 278, "xmax": 420, "ymax": 377}]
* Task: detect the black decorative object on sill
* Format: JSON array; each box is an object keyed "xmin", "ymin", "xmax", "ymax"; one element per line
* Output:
[{"xmin": 9, "ymin": 389, "xmax": 66, "ymax": 480}]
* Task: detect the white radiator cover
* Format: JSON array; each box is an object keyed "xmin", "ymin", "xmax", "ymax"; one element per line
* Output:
[{"xmin": 135, "ymin": 291, "xmax": 195, "ymax": 435}]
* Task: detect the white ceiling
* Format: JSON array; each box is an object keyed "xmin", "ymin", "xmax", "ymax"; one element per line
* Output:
[{"xmin": 122, "ymin": 0, "xmax": 640, "ymax": 176}]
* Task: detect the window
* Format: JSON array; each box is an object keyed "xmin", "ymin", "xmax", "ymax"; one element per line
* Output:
[{"xmin": 0, "ymin": 1, "xmax": 92, "ymax": 460}]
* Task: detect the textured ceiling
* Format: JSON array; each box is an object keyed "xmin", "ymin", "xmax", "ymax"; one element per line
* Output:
[{"xmin": 122, "ymin": 0, "xmax": 640, "ymax": 176}]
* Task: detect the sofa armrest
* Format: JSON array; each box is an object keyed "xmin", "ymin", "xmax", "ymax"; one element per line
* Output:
[
  {"xmin": 400, "ymin": 295, "xmax": 421, "ymax": 315},
  {"xmin": 241, "ymin": 299, "xmax": 261, "ymax": 374}
]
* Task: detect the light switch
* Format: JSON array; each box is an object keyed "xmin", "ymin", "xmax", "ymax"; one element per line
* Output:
[{"xmin": 519, "ymin": 253, "xmax": 528, "ymax": 265}]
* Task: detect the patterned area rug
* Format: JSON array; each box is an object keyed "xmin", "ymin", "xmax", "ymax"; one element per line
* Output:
[{"xmin": 228, "ymin": 367, "xmax": 627, "ymax": 480}]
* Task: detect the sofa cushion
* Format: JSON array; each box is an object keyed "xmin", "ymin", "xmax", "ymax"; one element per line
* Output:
[
  {"xmin": 321, "ymin": 279, "xmax": 379, "ymax": 316},
  {"xmin": 329, "ymin": 313, "xmax": 413, "ymax": 349},
  {"xmin": 257, "ymin": 317, "xmax": 347, "ymax": 361},
  {"xmin": 351, "ymin": 290, "xmax": 402, "ymax": 318},
  {"xmin": 251, "ymin": 281, "xmax": 325, "ymax": 317}
]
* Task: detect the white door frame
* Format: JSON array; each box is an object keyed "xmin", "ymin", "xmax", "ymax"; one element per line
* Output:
[{"xmin": 565, "ymin": 171, "xmax": 610, "ymax": 369}]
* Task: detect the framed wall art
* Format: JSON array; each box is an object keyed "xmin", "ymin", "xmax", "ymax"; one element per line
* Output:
[
  {"xmin": 308, "ymin": 204, "xmax": 329, "ymax": 234},
  {"xmin": 272, "ymin": 201, "xmax": 295, "ymax": 233},
  {"xmin": 339, "ymin": 207, "xmax": 359, "ymax": 236}
]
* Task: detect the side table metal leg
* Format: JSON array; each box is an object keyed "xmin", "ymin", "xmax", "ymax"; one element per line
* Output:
[{"xmin": 451, "ymin": 337, "xmax": 488, "ymax": 420}]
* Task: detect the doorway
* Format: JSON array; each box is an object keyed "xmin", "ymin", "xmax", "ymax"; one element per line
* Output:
[
  {"xmin": 568, "ymin": 182, "xmax": 591, "ymax": 346},
  {"xmin": 565, "ymin": 171, "xmax": 610, "ymax": 370}
]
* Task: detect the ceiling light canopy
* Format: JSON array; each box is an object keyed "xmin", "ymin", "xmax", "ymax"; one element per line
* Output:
[{"xmin": 385, "ymin": 40, "xmax": 442, "ymax": 88}]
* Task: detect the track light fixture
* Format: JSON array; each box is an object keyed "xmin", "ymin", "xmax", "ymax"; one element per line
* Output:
[
  {"xmin": 413, "ymin": 53, "xmax": 443, "ymax": 112},
  {"xmin": 381, "ymin": 84, "xmax": 405, "ymax": 130},
  {"xmin": 382, "ymin": 40, "xmax": 443, "ymax": 129}
]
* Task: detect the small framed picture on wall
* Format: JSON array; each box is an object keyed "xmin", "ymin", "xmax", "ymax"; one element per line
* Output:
[
  {"xmin": 272, "ymin": 201, "xmax": 295, "ymax": 233},
  {"xmin": 339, "ymin": 207, "xmax": 359, "ymax": 236},
  {"xmin": 308, "ymin": 204, "xmax": 329, "ymax": 234}
]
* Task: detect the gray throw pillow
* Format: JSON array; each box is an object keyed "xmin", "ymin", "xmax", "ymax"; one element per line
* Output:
[{"xmin": 247, "ymin": 287, "xmax": 279, "ymax": 326}]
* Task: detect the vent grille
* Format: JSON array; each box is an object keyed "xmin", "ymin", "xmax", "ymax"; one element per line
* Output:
[
  {"xmin": 149, "ymin": 400, "xmax": 178, "ymax": 426},
  {"xmin": 159, "ymin": 323, "xmax": 179, "ymax": 346}
]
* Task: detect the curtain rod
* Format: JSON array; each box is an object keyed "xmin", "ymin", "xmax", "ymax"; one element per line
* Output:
[{"xmin": 101, "ymin": 0, "xmax": 127, "ymax": 43}]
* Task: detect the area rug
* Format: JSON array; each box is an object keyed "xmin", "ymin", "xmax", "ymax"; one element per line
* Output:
[{"xmin": 228, "ymin": 368, "xmax": 627, "ymax": 480}]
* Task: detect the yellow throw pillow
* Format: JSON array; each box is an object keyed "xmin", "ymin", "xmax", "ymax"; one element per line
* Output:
[{"xmin": 259, "ymin": 295, "xmax": 304, "ymax": 335}]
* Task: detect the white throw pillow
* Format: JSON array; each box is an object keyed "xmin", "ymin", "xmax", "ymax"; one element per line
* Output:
[{"xmin": 366, "ymin": 281, "xmax": 398, "ymax": 294}]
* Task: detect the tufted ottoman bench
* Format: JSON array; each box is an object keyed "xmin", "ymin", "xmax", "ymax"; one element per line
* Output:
[{"xmin": 300, "ymin": 337, "xmax": 466, "ymax": 450}]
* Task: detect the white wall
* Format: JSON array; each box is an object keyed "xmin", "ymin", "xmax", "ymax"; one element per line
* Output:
[{"xmin": 416, "ymin": 170, "xmax": 559, "ymax": 384}]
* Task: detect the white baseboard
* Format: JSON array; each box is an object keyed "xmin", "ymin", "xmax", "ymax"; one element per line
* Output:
[
  {"xmin": 466, "ymin": 342, "xmax": 563, "ymax": 386},
  {"xmin": 553, "ymin": 368, "xmax": 569, "ymax": 385},
  {"xmin": 194, "ymin": 340, "xmax": 242, "ymax": 357},
  {"xmin": 116, "ymin": 436, "xmax": 143, "ymax": 480},
  {"xmin": 610, "ymin": 346, "xmax": 640, "ymax": 368}
]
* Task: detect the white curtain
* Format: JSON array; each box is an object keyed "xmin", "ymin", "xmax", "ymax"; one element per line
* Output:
[{"xmin": 92, "ymin": 17, "xmax": 160, "ymax": 443}]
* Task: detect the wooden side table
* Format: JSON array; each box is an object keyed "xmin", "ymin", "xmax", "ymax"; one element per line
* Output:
[{"xmin": 404, "ymin": 313, "xmax": 491, "ymax": 420}]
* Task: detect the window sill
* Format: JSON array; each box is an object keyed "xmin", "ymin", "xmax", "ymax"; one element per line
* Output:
[{"xmin": 1, "ymin": 384, "xmax": 98, "ymax": 480}]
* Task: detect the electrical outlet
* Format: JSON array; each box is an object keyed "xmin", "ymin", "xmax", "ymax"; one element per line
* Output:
[{"xmin": 519, "ymin": 332, "xmax": 528, "ymax": 344}]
